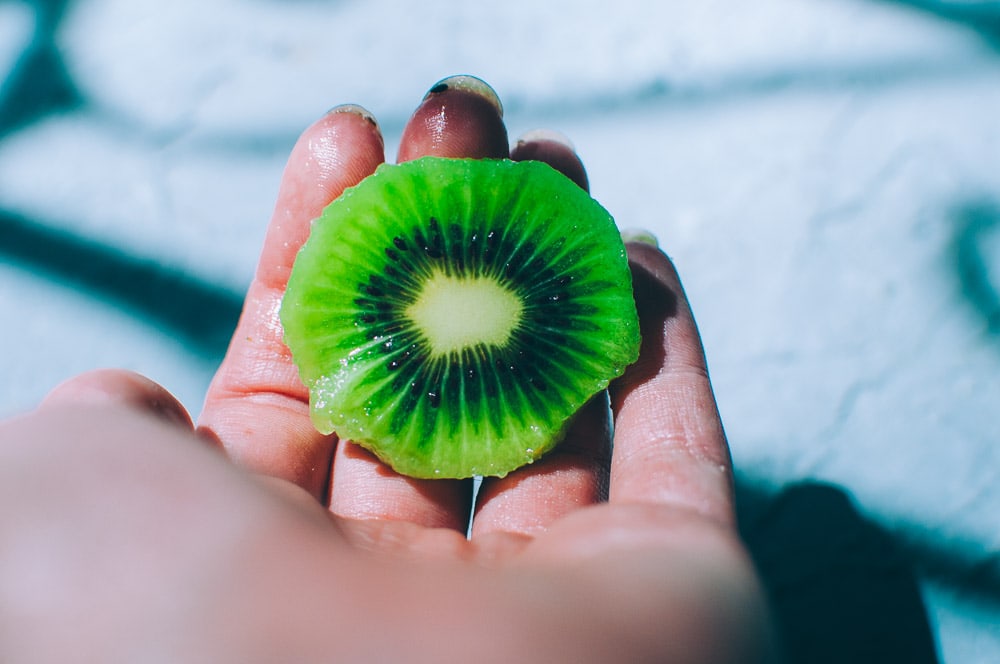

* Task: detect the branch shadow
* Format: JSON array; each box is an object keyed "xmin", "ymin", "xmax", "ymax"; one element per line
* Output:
[
  {"xmin": 0, "ymin": 0, "xmax": 80, "ymax": 140},
  {"xmin": 737, "ymin": 480, "xmax": 942, "ymax": 664},
  {"xmin": 950, "ymin": 198, "xmax": 1000, "ymax": 337},
  {"xmin": 872, "ymin": 0, "xmax": 1000, "ymax": 53},
  {"xmin": 0, "ymin": 208, "xmax": 243, "ymax": 360}
]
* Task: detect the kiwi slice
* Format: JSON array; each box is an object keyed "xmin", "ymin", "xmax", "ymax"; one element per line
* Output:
[{"xmin": 280, "ymin": 156, "xmax": 639, "ymax": 479}]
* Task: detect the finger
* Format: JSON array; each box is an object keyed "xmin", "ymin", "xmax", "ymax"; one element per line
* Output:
[
  {"xmin": 472, "ymin": 393, "xmax": 611, "ymax": 537},
  {"xmin": 328, "ymin": 76, "xmax": 507, "ymax": 530},
  {"xmin": 471, "ymin": 130, "xmax": 612, "ymax": 538},
  {"xmin": 396, "ymin": 74, "xmax": 508, "ymax": 162},
  {"xmin": 609, "ymin": 241, "xmax": 734, "ymax": 526},
  {"xmin": 510, "ymin": 129, "xmax": 589, "ymax": 191},
  {"xmin": 198, "ymin": 106, "xmax": 386, "ymax": 501},
  {"xmin": 40, "ymin": 369, "xmax": 193, "ymax": 431}
]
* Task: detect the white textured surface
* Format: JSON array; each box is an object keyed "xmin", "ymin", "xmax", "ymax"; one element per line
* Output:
[{"xmin": 2, "ymin": 1, "xmax": 999, "ymax": 660}]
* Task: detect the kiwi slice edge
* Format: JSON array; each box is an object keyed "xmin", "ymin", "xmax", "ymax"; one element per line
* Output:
[{"xmin": 280, "ymin": 155, "xmax": 640, "ymax": 479}]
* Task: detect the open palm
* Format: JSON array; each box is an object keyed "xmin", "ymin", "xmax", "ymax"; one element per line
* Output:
[{"xmin": 4, "ymin": 77, "xmax": 774, "ymax": 663}]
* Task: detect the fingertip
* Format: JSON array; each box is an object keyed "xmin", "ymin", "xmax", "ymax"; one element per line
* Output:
[
  {"xmin": 619, "ymin": 240, "xmax": 691, "ymax": 354},
  {"xmin": 423, "ymin": 75, "xmax": 504, "ymax": 117},
  {"xmin": 257, "ymin": 104, "xmax": 386, "ymax": 290},
  {"xmin": 511, "ymin": 129, "xmax": 589, "ymax": 192},
  {"xmin": 326, "ymin": 103, "xmax": 381, "ymax": 129},
  {"xmin": 624, "ymin": 237, "xmax": 676, "ymax": 288},
  {"xmin": 610, "ymin": 241, "xmax": 691, "ymax": 412},
  {"xmin": 318, "ymin": 104, "xmax": 386, "ymax": 185},
  {"xmin": 304, "ymin": 103, "xmax": 385, "ymax": 196},
  {"xmin": 41, "ymin": 369, "xmax": 193, "ymax": 431},
  {"xmin": 608, "ymin": 241, "xmax": 733, "ymax": 523},
  {"xmin": 397, "ymin": 75, "xmax": 509, "ymax": 162}
]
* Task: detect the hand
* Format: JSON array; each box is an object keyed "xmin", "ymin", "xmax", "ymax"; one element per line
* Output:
[{"xmin": 0, "ymin": 76, "xmax": 775, "ymax": 663}]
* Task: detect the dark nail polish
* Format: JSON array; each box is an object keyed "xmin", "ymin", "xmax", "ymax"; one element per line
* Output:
[{"xmin": 424, "ymin": 75, "xmax": 503, "ymax": 118}]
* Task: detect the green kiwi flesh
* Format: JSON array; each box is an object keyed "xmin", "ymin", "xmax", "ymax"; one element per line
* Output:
[{"xmin": 280, "ymin": 156, "xmax": 640, "ymax": 479}]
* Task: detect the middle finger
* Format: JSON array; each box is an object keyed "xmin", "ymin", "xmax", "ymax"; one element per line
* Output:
[
  {"xmin": 327, "ymin": 76, "xmax": 508, "ymax": 530},
  {"xmin": 472, "ymin": 131, "xmax": 613, "ymax": 537}
]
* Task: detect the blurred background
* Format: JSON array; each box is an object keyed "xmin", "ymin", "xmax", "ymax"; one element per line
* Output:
[{"xmin": 2, "ymin": 0, "xmax": 999, "ymax": 660}]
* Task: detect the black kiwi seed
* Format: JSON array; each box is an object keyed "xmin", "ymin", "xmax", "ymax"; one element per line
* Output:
[
  {"xmin": 423, "ymin": 217, "xmax": 444, "ymax": 258},
  {"xmin": 448, "ymin": 223, "xmax": 463, "ymax": 246}
]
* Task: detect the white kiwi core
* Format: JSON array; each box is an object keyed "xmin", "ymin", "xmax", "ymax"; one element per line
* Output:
[{"xmin": 405, "ymin": 269, "xmax": 524, "ymax": 356}]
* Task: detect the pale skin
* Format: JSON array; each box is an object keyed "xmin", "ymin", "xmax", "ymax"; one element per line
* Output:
[{"xmin": 0, "ymin": 77, "xmax": 776, "ymax": 662}]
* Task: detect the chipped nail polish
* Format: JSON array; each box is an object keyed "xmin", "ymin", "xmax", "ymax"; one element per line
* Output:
[
  {"xmin": 326, "ymin": 103, "xmax": 380, "ymax": 129},
  {"xmin": 516, "ymin": 128, "xmax": 576, "ymax": 151},
  {"xmin": 424, "ymin": 74, "xmax": 503, "ymax": 117},
  {"xmin": 620, "ymin": 228, "xmax": 660, "ymax": 247}
]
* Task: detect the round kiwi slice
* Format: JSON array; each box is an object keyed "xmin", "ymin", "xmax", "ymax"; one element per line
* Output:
[{"xmin": 280, "ymin": 156, "xmax": 639, "ymax": 479}]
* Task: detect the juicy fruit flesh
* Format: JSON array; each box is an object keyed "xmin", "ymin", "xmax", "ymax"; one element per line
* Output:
[
  {"xmin": 405, "ymin": 270, "xmax": 524, "ymax": 355},
  {"xmin": 280, "ymin": 156, "xmax": 640, "ymax": 479}
]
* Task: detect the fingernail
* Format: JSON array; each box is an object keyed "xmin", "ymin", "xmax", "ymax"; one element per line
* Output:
[
  {"xmin": 424, "ymin": 75, "xmax": 503, "ymax": 118},
  {"xmin": 516, "ymin": 128, "xmax": 575, "ymax": 151},
  {"xmin": 620, "ymin": 228, "xmax": 660, "ymax": 247},
  {"xmin": 326, "ymin": 103, "xmax": 380, "ymax": 129}
]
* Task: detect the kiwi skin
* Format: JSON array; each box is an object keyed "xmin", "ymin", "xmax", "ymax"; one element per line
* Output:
[{"xmin": 280, "ymin": 156, "xmax": 640, "ymax": 479}]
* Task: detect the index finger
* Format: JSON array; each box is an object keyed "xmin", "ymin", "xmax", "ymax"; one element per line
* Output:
[
  {"xmin": 608, "ymin": 241, "xmax": 735, "ymax": 526},
  {"xmin": 197, "ymin": 106, "xmax": 386, "ymax": 500}
]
